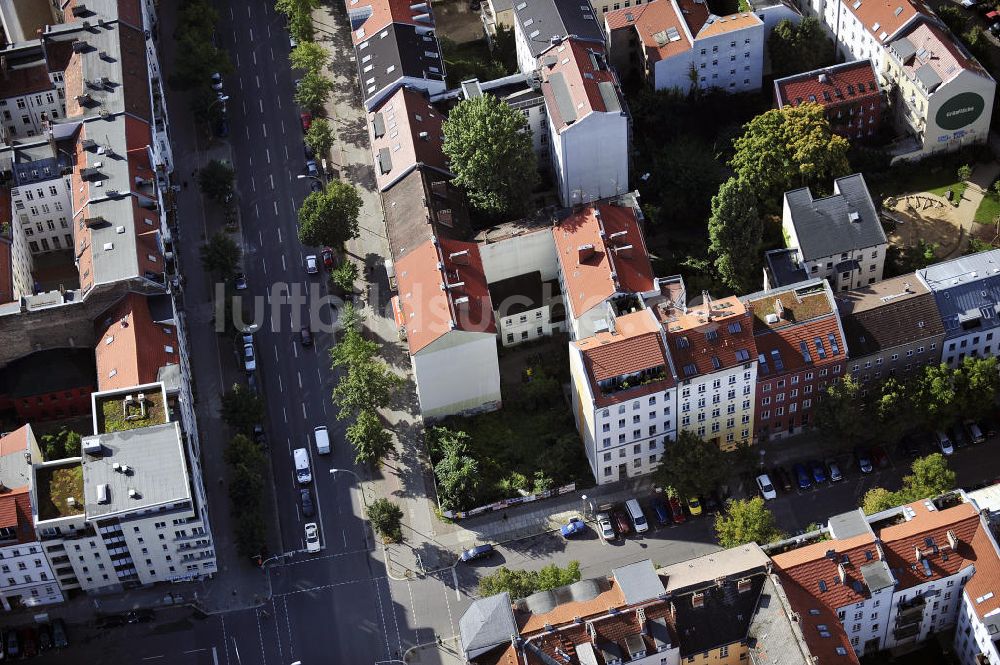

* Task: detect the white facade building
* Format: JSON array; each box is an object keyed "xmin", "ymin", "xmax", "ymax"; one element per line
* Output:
[{"xmin": 9, "ymin": 143, "xmax": 74, "ymax": 255}]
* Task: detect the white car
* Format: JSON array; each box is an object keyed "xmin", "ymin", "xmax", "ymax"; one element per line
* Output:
[
  {"xmin": 305, "ymin": 254, "xmax": 319, "ymax": 274},
  {"xmin": 596, "ymin": 512, "xmax": 616, "ymax": 541},
  {"xmin": 242, "ymin": 334, "xmax": 256, "ymax": 372},
  {"xmin": 961, "ymin": 0, "xmax": 978, "ymax": 7},
  {"xmin": 304, "ymin": 522, "xmax": 320, "ymax": 553},
  {"xmin": 756, "ymin": 474, "xmax": 777, "ymax": 501}
]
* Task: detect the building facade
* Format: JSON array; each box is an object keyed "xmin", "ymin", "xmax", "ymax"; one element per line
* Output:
[{"xmin": 774, "ymin": 60, "xmax": 885, "ymax": 141}]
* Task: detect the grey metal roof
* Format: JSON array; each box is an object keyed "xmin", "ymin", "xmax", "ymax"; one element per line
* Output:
[
  {"xmin": 915, "ymin": 63, "xmax": 942, "ymax": 92},
  {"xmin": 746, "ymin": 576, "xmax": 815, "ymax": 665},
  {"xmin": 661, "ymin": 543, "xmax": 770, "ymax": 594},
  {"xmin": 612, "ymin": 559, "xmax": 664, "ymax": 604},
  {"xmin": 598, "ymin": 81, "xmax": 621, "ymax": 113},
  {"xmin": 356, "ymin": 23, "xmax": 444, "ymax": 107},
  {"xmin": 81, "ymin": 421, "xmax": 191, "ymax": 519},
  {"xmin": 890, "ymin": 37, "xmax": 916, "ymax": 63},
  {"xmin": 547, "ymin": 72, "xmax": 577, "ymax": 124},
  {"xmin": 0, "ymin": 430, "xmax": 34, "ymax": 490},
  {"xmin": 859, "ymin": 560, "xmax": 895, "ymax": 592},
  {"xmin": 765, "ymin": 248, "xmax": 809, "ymax": 288},
  {"xmin": 517, "ymin": 576, "xmax": 609, "ymax": 615},
  {"xmin": 784, "ymin": 173, "xmax": 886, "ymax": 261},
  {"xmin": 916, "ymin": 249, "xmax": 1000, "ymax": 339},
  {"xmin": 512, "ymin": 0, "xmax": 604, "ymax": 58},
  {"xmin": 459, "ymin": 592, "xmax": 517, "ymax": 659},
  {"xmin": 827, "ymin": 509, "xmax": 874, "ymax": 540}
]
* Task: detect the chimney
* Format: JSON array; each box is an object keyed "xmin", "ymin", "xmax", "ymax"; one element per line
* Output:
[
  {"xmin": 449, "ymin": 249, "xmax": 470, "ymax": 265},
  {"xmin": 774, "ymin": 298, "xmax": 785, "ymax": 320},
  {"xmin": 691, "ymin": 592, "xmax": 705, "ymax": 608},
  {"xmin": 702, "ymin": 291, "xmax": 712, "ymax": 321},
  {"xmin": 915, "ymin": 546, "xmax": 923, "ymax": 561},
  {"xmin": 818, "ymin": 72, "xmax": 828, "ymax": 84},
  {"xmin": 947, "ymin": 529, "xmax": 958, "ymax": 550},
  {"xmin": 737, "ymin": 578, "xmax": 752, "ymax": 594},
  {"xmin": 578, "ymin": 243, "xmax": 595, "ymax": 263},
  {"xmin": 48, "ymin": 129, "xmax": 57, "ymax": 160},
  {"xmin": 838, "ymin": 563, "xmax": 847, "ymax": 584},
  {"xmin": 637, "ymin": 607, "xmax": 647, "ymax": 633},
  {"xmin": 615, "ymin": 244, "xmax": 634, "ymax": 259}
]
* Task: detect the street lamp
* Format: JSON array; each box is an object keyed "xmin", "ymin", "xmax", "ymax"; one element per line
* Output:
[
  {"xmin": 210, "ymin": 94, "xmax": 229, "ymax": 110},
  {"xmin": 581, "ymin": 494, "xmax": 588, "ymax": 518},
  {"xmin": 296, "ymin": 174, "xmax": 323, "ymax": 184}
]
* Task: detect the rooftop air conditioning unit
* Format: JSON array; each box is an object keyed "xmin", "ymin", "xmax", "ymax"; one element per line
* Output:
[
  {"xmin": 128, "ymin": 488, "xmax": 138, "ymax": 499},
  {"xmin": 82, "ymin": 437, "xmax": 103, "ymax": 456}
]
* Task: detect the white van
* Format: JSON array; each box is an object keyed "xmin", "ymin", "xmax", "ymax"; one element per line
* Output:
[
  {"xmin": 293, "ymin": 448, "xmax": 312, "ymax": 484},
  {"xmin": 314, "ymin": 426, "xmax": 330, "ymax": 455},
  {"xmin": 625, "ymin": 498, "xmax": 649, "ymax": 534}
]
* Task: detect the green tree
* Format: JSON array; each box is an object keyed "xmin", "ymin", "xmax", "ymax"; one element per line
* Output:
[
  {"xmin": 304, "ymin": 118, "xmax": 335, "ymax": 159},
  {"xmin": 330, "ymin": 327, "xmax": 378, "ymax": 369},
  {"xmin": 367, "ymin": 497, "xmax": 404, "ymax": 543},
  {"xmin": 715, "ymin": 497, "xmax": 784, "ymax": 548},
  {"xmin": 39, "ymin": 428, "xmax": 82, "ymax": 461},
  {"xmin": 220, "ymin": 384, "xmax": 265, "ymax": 431},
  {"xmin": 442, "ymin": 95, "xmax": 538, "ymax": 216},
  {"xmin": 224, "ymin": 433, "xmax": 265, "ymax": 469},
  {"xmin": 910, "ymin": 363, "xmax": 959, "ymax": 429},
  {"xmin": 229, "ymin": 458, "xmax": 265, "ymax": 507},
  {"xmin": 653, "ymin": 431, "xmax": 726, "ymax": 500},
  {"xmin": 290, "ymin": 41, "xmax": 329, "ymax": 73},
  {"xmin": 958, "ymin": 164, "xmax": 974, "ymax": 182},
  {"xmin": 966, "ymin": 237, "xmax": 994, "ymax": 255},
  {"xmin": 812, "ymin": 375, "xmax": 868, "ymax": 447},
  {"xmin": 730, "ymin": 103, "xmax": 851, "ymax": 208},
  {"xmin": 297, "ymin": 181, "xmax": 362, "ymax": 249},
  {"xmin": 432, "ymin": 428, "xmax": 480, "ymax": 512},
  {"xmin": 954, "ymin": 356, "xmax": 1000, "ymax": 420},
  {"xmin": 347, "ymin": 409, "xmax": 394, "ymax": 467},
  {"xmin": 170, "ymin": 0, "xmax": 233, "ymax": 90},
  {"xmin": 200, "ymin": 232, "xmax": 241, "ymax": 279},
  {"xmin": 649, "ymin": 135, "xmax": 724, "ymax": 226},
  {"xmin": 862, "ymin": 453, "xmax": 956, "ymax": 514},
  {"xmin": 332, "ymin": 359, "xmax": 402, "ymax": 418},
  {"xmin": 478, "ymin": 567, "xmax": 539, "ymax": 599},
  {"xmin": 197, "ymin": 160, "xmax": 235, "ymax": 202},
  {"xmin": 274, "ymin": 0, "xmax": 320, "ymax": 42},
  {"xmin": 767, "ymin": 18, "xmax": 835, "ymax": 78},
  {"xmin": 708, "ymin": 177, "xmax": 763, "ymax": 292},
  {"xmin": 535, "ymin": 561, "xmax": 582, "ymax": 591},
  {"xmin": 937, "ymin": 5, "xmax": 969, "ymax": 34},
  {"xmin": 871, "ymin": 378, "xmax": 911, "ymax": 444},
  {"xmin": 861, "ymin": 487, "xmax": 899, "ymax": 515},
  {"xmin": 330, "ymin": 259, "xmax": 358, "ymax": 294},
  {"xmin": 294, "ymin": 70, "xmax": 333, "ymax": 113},
  {"xmin": 234, "ymin": 511, "xmax": 267, "ymax": 557}
]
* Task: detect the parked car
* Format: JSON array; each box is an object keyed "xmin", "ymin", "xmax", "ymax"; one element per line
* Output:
[
  {"xmin": 987, "ymin": 9, "xmax": 1000, "ymax": 20},
  {"xmin": 289, "ymin": 34, "xmax": 298, "ymax": 49},
  {"xmin": 242, "ymin": 334, "xmax": 256, "ymax": 372},
  {"xmin": 560, "ymin": 517, "xmax": 586, "ymax": 538},
  {"xmin": 304, "ymin": 144, "xmax": 315, "ymax": 161},
  {"xmin": 253, "ymin": 424, "xmax": 267, "ymax": 447},
  {"xmin": 703, "ymin": 492, "xmax": 721, "ymax": 514},
  {"xmin": 951, "ymin": 425, "xmax": 970, "ymax": 449},
  {"xmin": 961, "ymin": 0, "xmax": 978, "ymax": 7},
  {"xmin": 309, "ymin": 179, "xmax": 323, "ymax": 192},
  {"xmin": 990, "ymin": 21, "xmax": 1000, "ymax": 35},
  {"xmin": 899, "ymin": 434, "xmax": 922, "ymax": 457},
  {"xmin": 6, "ymin": 628, "xmax": 19, "ymax": 658},
  {"xmin": 234, "ymin": 272, "xmax": 247, "ymax": 290},
  {"xmin": 306, "ymin": 159, "xmax": 319, "ymax": 177},
  {"xmin": 19, "ymin": 629, "xmax": 36, "ymax": 658},
  {"xmin": 966, "ymin": 420, "xmax": 986, "ymax": 444},
  {"xmin": 612, "ymin": 509, "xmax": 632, "ymax": 535},
  {"xmin": 210, "ymin": 72, "xmax": 223, "ymax": 91},
  {"xmin": 773, "ymin": 467, "xmax": 793, "ymax": 493},
  {"xmin": 37, "ymin": 624, "xmax": 52, "ymax": 651},
  {"xmin": 51, "ymin": 619, "xmax": 67, "ymax": 648},
  {"xmin": 300, "ymin": 325, "xmax": 313, "ymax": 347},
  {"xmin": 666, "ymin": 496, "xmax": 685, "ymax": 524},
  {"xmin": 460, "ymin": 543, "xmax": 494, "ymax": 562},
  {"xmin": 126, "ymin": 609, "xmax": 155, "ymax": 624},
  {"xmin": 855, "ymin": 447, "xmax": 873, "ymax": 474},
  {"xmin": 871, "ymin": 445, "xmax": 890, "ymax": 469},
  {"xmin": 305, "ymin": 522, "xmax": 321, "ymax": 553},
  {"xmin": 305, "ymin": 254, "xmax": 319, "ymax": 274},
  {"xmin": 300, "ymin": 111, "xmax": 312, "ymax": 131},
  {"xmin": 96, "ymin": 614, "xmax": 127, "ymax": 628},
  {"xmin": 596, "ymin": 511, "xmax": 616, "ymax": 541},
  {"xmin": 299, "ymin": 488, "xmax": 315, "ymax": 518},
  {"xmin": 651, "ymin": 497, "xmax": 670, "ymax": 525},
  {"xmin": 826, "ymin": 459, "xmax": 843, "ymax": 482},
  {"xmin": 793, "ymin": 463, "xmax": 812, "ymax": 490},
  {"xmin": 756, "ymin": 474, "xmax": 777, "ymax": 500},
  {"xmin": 809, "ymin": 460, "xmax": 827, "ymax": 484},
  {"xmin": 322, "ymin": 247, "xmax": 335, "ymax": 269},
  {"xmin": 686, "ymin": 496, "xmax": 703, "ymax": 517}
]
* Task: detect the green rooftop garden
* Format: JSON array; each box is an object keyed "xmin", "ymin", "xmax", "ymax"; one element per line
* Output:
[
  {"xmin": 35, "ymin": 463, "xmax": 84, "ymax": 521},
  {"xmin": 96, "ymin": 390, "xmax": 167, "ymax": 434}
]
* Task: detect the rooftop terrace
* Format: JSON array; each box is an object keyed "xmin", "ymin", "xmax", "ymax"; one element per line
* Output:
[
  {"xmin": 35, "ymin": 462, "xmax": 85, "ymax": 521},
  {"xmin": 95, "ymin": 388, "xmax": 167, "ymax": 434}
]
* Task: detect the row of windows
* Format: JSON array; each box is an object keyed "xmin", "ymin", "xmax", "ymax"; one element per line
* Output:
[
  {"xmin": 681, "ymin": 412, "xmax": 752, "ymax": 427},
  {"xmin": 761, "ymin": 387, "xmax": 811, "ymax": 405},
  {"xmin": 602, "ymin": 440, "xmax": 661, "ymax": 462},
  {"xmin": 947, "ymin": 333, "xmax": 994, "ymax": 352},
  {"xmin": 602, "ymin": 453, "xmax": 661, "ymax": 476},
  {"xmin": 28, "ymin": 235, "xmax": 73, "ymax": 253},
  {"xmin": 699, "ymin": 40, "xmax": 753, "ymax": 55},
  {"xmin": 759, "ymin": 401, "xmax": 811, "ymax": 420}
]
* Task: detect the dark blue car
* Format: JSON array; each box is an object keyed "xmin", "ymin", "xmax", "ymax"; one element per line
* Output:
[
  {"xmin": 651, "ymin": 498, "xmax": 670, "ymax": 525},
  {"xmin": 810, "ymin": 460, "xmax": 827, "ymax": 484},
  {"xmin": 560, "ymin": 518, "xmax": 586, "ymax": 538},
  {"xmin": 793, "ymin": 463, "xmax": 812, "ymax": 490}
]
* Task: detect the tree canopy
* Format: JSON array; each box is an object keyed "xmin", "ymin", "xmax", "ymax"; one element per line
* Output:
[
  {"xmin": 220, "ymin": 383, "xmax": 264, "ymax": 431},
  {"xmin": 304, "ymin": 118, "xmax": 335, "ymax": 159},
  {"xmin": 715, "ymin": 497, "xmax": 784, "ymax": 548},
  {"xmin": 347, "ymin": 408, "xmax": 394, "ymax": 467},
  {"xmin": 368, "ymin": 498, "xmax": 403, "ymax": 543},
  {"xmin": 297, "ymin": 181, "xmax": 362, "ymax": 248},
  {"xmin": 200, "ymin": 232, "xmax": 241, "ymax": 279},
  {"xmin": 197, "ymin": 160, "xmax": 235, "ymax": 202},
  {"xmin": 290, "ymin": 41, "xmax": 329, "ymax": 73},
  {"xmin": 274, "ymin": 0, "xmax": 320, "ymax": 42},
  {"xmin": 171, "ymin": 0, "xmax": 232, "ymax": 90},
  {"xmin": 730, "ymin": 103, "xmax": 850, "ymax": 208},
  {"xmin": 768, "ymin": 18, "xmax": 836, "ymax": 78},
  {"xmin": 654, "ymin": 431, "xmax": 727, "ymax": 500},
  {"xmin": 812, "ymin": 375, "xmax": 867, "ymax": 447},
  {"xmin": 442, "ymin": 95, "xmax": 538, "ymax": 216},
  {"xmin": 39, "ymin": 428, "xmax": 81, "ymax": 461},
  {"xmin": 478, "ymin": 562, "xmax": 581, "ymax": 599},
  {"xmin": 430, "ymin": 427, "xmax": 480, "ymax": 512},
  {"xmin": 862, "ymin": 453, "xmax": 956, "ymax": 514},
  {"xmin": 708, "ymin": 177, "xmax": 762, "ymax": 292},
  {"xmin": 332, "ymin": 358, "xmax": 401, "ymax": 418},
  {"xmin": 294, "ymin": 70, "xmax": 334, "ymax": 113}
]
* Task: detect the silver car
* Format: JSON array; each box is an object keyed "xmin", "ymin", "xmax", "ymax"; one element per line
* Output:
[{"xmin": 596, "ymin": 512, "xmax": 616, "ymax": 541}]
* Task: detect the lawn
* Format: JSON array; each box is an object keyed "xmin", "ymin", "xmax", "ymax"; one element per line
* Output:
[
  {"xmin": 975, "ymin": 191, "xmax": 1000, "ymax": 225},
  {"xmin": 96, "ymin": 391, "xmax": 167, "ymax": 433},
  {"xmin": 35, "ymin": 463, "xmax": 85, "ymax": 521}
]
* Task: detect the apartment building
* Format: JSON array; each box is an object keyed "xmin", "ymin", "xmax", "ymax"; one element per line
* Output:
[
  {"xmin": 395, "ymin": 237, "xmax": 501, "ymax": 420},
  {"xmin": 884, "ymin": 17, "xmax": 995, "ymax": 158},
  {"xmin": 538, "ymin": 39, "xmax": 630, "ymax": 207},
  {"xmin": 771, "ymin": 493, "xmax": 1000, "ymax": 661},
  {"xmin": 834, "ymin": 273, "xmax": 945, "ymax": 385},
  {"xmin": 553, "ymin": 201, "xmax": 654, "ymax": 340},
  {"xmin": 456, "ymin": 75, "xmax": 550, "ymax": 163},
  {"xmin": 778, "ymin": 174, "xmax": 887, "ymax": 292},
  {"xmin": 916, "ymin": 248, "xmax": 1000, "ymax": 369},
  {"xmin": 511, "ymin": 0, "xmax": 605, "ymax": 75},
  {"xmin": 367, "ymin": 86, "xmax": 451, "ymax": 192},
  {"xmin": 742, "ymin": 279, "xmax": 847, "ymax": 442},
  {"xmin": 0, "ymin": 426, "xmax": 63, "ymax": 612},
  {"xmin": 774, "ymin": 60, "xmax": 885, "ymax": 141},
  {"xmin": 605, "ymin": 0, "xmax": 765, "ymax": 94},
  {"xmin": 6, "ymin": 141, "xmax": 74, "ymax": 255},
  {"xmin": 0, "ymin": 41, "xmax": 66, "ymax": 141},
  {"xmin": 569, "ymin": 308, "xmax": 676, "ymax": 484},
  {"xmin": 461, "ymin": 549, "xmax": 777, "ymax": 665}
]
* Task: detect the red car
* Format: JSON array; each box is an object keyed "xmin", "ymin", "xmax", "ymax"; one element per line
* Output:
[
  {"xmin": 300, "ymin": 112, "xmax": 312, "ymax": 131},
  {"xmin": 321, "ymin": 247, "xmax": 335, "ymax": 269},
  {"xmin": 612, "ymin": 509, "xmax": 632, "ymax": 536},
  {"xmin": 872, "ymin": 445, "xmax": 891, "ymax": 469},
  {"xmin": 668, "ymin": 496, "xmax": 686, "ymax": 524}
]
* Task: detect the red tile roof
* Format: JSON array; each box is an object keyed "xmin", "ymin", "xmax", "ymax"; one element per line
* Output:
[
  {"xmin": 540, "ymin": 39, "xmax": 623, "ymax": 131},
  {"xmin": 368, "ymin": 87, "xmax": 449, "ymax": 192},
  {"xmin": 775, "ymin": 61, "xmax": 882, "ymax": 110},
  {"xmin": 696, "ymin": 12, "xmax": 761, "ymax": 38},
  {"xmin": 772, "ymin": 533, "xmax": 877, "ymax": 609},
  {"xmin": 95, "ymin": 292, "xmax": 178, "ymax": 391},
  {"xmin": 606, "ymin": 0, "xmax": 694, "ymax": 63},
  {"xmin": 893, "ymin": 18, "xmax": 987, "ymax": 86},
  {"xmin": 662, "ymin": 296, "xmax": 757, "ymax": 379},
  {"xmin": 552, "ymin": 204, "xmax": 654, "ymax": 319},
  {"xmin": 346, "ymin": 0, "xmax": 434, "ymax": 44},
  {"xmin": 0, "ymin": 487, "xmax": 36, "ymax": 545},
  {"xmin": 0, "ymin": 426, "xmax": 28, "ymax": 458},
  {"xmin": 878, "ymin": 502, "xmax": 982, "ymax": 590},
  {"xmin": 849, "ymin": 0, "xmax": 926, "ymax": 43},
  {"xmin": 395, "ymin": 237, "xmax": 496, "ymax": 354},
  {"xmin": 777, "ymin": 574, "xmax": 859, "ymax": 665},
  {"xmin": 965, "ymin": 521, "xmax": 1000, "ymax": 620}
]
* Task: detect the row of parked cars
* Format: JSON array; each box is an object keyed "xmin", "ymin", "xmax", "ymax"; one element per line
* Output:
[{"xmin": 0, "ymin": 620, "xmax": 68, "ymax": 659}]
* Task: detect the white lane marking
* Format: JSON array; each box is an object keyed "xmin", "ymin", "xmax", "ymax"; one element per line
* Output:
[
  {"xmin": 274, "ymin": 201, "xmax": 280, "ymax": 216},
  {"xmin": 283, "ymin": 407, "xmax": 288, "ymax": 423},
  {"xmin": 270, "ymin": 174, "xmax": 275, "ymax": 190},
  {"xmin": 317, "ymin": 368, "xmax": 322, "ymax": 383},
  {"xmin": 284, "ymin": 145, "xmax": 289, "ymax": 160},
  {"xmin": 229, "ymin": 6, "xmax": 233, "ymax": 18},
  {"xmin": 342, "ymin": 530, "xmax": 348, "ymax": 548},
  {"xmin": 212, "ymin": 646, "xmax": 219, "ymax": 665},
  {"xmin": 262, "ymin": 258, "xmax": 268, "ymax": 277},
  {"xmin": 248, "ymin": 154, "xmax": 252, "ymax": 168},
  {"xmin": 452, "ymin": 568, "xmax": 460, "ymax": 600},
  {"xmin": 372, "ymin": 577, "xmax": 393, "ymax": 657},
  {"xmin": 281, "ymin": 255, "xmax": 287, "ymax": 272},
  {"xmin": 268, "ymin": 24, "xmax": 272, "ymax": 38},
  {"xmin": 252, "ymin": 51, "xmax": 257, "ymax": 66},
  {"xmin": 239, "ymin": 76, "xmax": 244, "ymax": 91},
  {"xmin": 255, "ymin": 204, "xmax": 260, "ymax": 219},
  {"xmin": 142, "ymin": 657, "xmax": 164, "ymax": 661},
  {"xmin": 278, "ymin": 374, "xmax": 283, "ymax": 393},
  {"xmin": 301, "ymin": 402, "xmax": 307, "ymax": 419},
  {"xmin": 258, "ymin": 230, "xmax": 263, "ymax": 245},
  {"xmin": 242, "ymin": 100, "xmax": 247, "ymax": 116},
  {"xmin": 230, "ymin": 638, "xmax": 241, "ymax": 665},
  {"xmin": 250, "ymin": 176, "xmax": 255, "ymax": 192},
  {"xmin": 275, "ymin": 347, "xmax": 280, "ymax": 362},
  {"xmin": 273, "ymin": 575, "xmax": 391, "ymax": 597},
  {"xmin": 259, "ymin": 99, "xmax": 264, "ymax": 113},
  {"xmin": 389, "ymin": 577, "xmax": 404, "ymax": 656},
  {"xmin": 406, "ymin": 579, "xmax": 421, "ymax": 646},
  {"xmin": 295, "ymin": 503, "xmax": 300, "ymax": 522},
  {"xmin": 247, "ymin": 6, "xmax": 251, "ymax": 17},
  {"xmin": 282, "ymin": 597, "xmax": 293, "ymax": 661},
  {"xmin": 254, "ymin": 610, "xmax": 266, "ymax": 665},
  {"xmin": 277, "ymin": 96, "xmax": 282, "ymax": 109},
  {"xmin": 270, "ymin": 46, "xmax": 275, "ymax": 61},
  {"xmin": 235, "ymin": 52, "xmax": 239, "ymax": 67},
  {"xmin": 277, "ymin": 227, "xmax": 282, "ymax": 243},
  {"xmin": 290, "ymin": 197, "xmax": 297, "ymax": 214},
  {"xmin": 245, "ymin": 124, "xmax": 249, "ymax": 139},
  {"xmin": 249, "ymin": 28, "xmax": 254, "ymax": 41},
  {"xmin": 274, "ymin": 72, "xmax": 279, "ymax": 84},
  {"xmin": 272, "ymin": 597, "xmax": 285, "ymax": 664},
  {"xmin": 297, "ymin": 372, "xmax": 303, "ymax": 388},
  {"xmin": 220, "ymin": 615, "xmax": 231, "ymax": 665},
  {"xmin": 266, "ymin": 149, "xmax": 271, "ymax": 164},
  {"xmin": 255, "ymin": 74, "xmax": 260, "ymax": 88},
  {"xmin": 183, "ymin": 649, "xmax": 206, "ymax": 654},
  {"xmin": 262, "ymin": 123, "xmax": 268, "ymax": 138},
  {"xmin": 286, "ymin": 437, "xmax": 292, "ymax": 454},
  {"xmin": 293, "ymin": 343, "xmax": 299, "ymax": 359},
  {"xmin": 281, "ymin": 120, "xmax": 286, "ymax": 135},
  {"xmin": 322, "ymin": 401, "xmax": 328, "ymax": 416}
]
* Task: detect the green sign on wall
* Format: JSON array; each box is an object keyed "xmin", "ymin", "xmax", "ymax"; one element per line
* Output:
[{"xmin": 936, "ymin": 92, "xmax": 986, "ymax": 131}]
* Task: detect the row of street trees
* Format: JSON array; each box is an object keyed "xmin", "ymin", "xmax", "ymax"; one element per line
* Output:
[
  {"xmin": 172, "ymin": 0, "xmax": 234, "ymax": 125},
  {"xmin": 814, "ymin": 357, "xmax": 1000, "ymax": 448},
  {"xmin": 275, "ymin": 0, "xmax": 320, "ymax": 44},
  {"xmin": 220, "ymin": 384, "xmax": 269, "ymax": 557},
  {"xmin": 329, "ymin": 304, "xmax": 401, "ymax": 467}
]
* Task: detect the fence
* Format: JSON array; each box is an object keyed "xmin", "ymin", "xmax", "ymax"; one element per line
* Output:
[{"xmin": 441, "ymin": 483, "xmax": 576, "ymax": 520}]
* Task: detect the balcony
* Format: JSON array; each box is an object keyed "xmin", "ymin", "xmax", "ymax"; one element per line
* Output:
[
  {"xmin": 597, "ymin": 366, "xmax": 668, "ymax": 398},
  {"xmin": 893, "ymin": 622, "xmax": 920, "ymax": 641}
]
